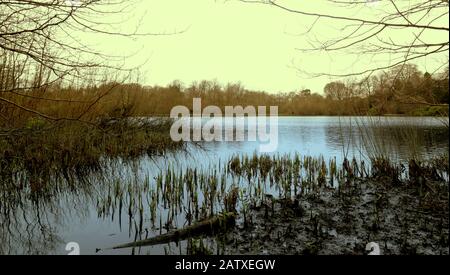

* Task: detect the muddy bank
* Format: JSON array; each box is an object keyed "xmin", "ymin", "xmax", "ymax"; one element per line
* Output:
[{"xmin": 223, "ymin": 177, "xmax": 449, "ymax": 255}]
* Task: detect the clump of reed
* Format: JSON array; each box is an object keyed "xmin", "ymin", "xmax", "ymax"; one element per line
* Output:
[
  {"xmin": 92, "ymin": 150, "xmax": 448, "ymax": 254},
  {"xmin": 0, "ymin": 117, "xmax": 183, "ymax": 196},
  {"xmin": 352, "ymin": 116, "xmax": 447, "ymax": 163},
  {"xmin": 349, "ymin": 116, "xmax": 450, "ymax": 185}
]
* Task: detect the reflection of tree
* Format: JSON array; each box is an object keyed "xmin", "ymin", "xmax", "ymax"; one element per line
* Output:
[
  {"xmin": 0, "ymin": 171, "xmax": 102, "ymax": 254},
  {"xmin": 0, "ymin": 202, "xmax": 62, "ymax": 255},
  {"xmin": 0, "ymin": 154, "xmax": 182, "ymax": 255}
]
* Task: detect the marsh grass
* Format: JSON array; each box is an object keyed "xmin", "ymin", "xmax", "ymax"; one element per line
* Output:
[
  {"xmin": 352, "ymin": 116, "xmax": 447, "ymax": 163},
  {"xmin": 0, "ymin": 117, "xmax": 182, "ymax": 196},
  {"xmin": 92, "ymin": 150, "xmax": 448, "ymax": 252},
  {"xmin": 2, "ymin": 147, "xmax": 447, "ymax": 254},
  {"xmin": 354, "ymin": 117, "xmax": 398, "ymax": 161}
]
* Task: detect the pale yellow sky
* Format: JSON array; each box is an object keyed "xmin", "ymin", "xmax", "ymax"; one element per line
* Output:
[{"xmin": 83, "ymin": 0, "xmax": 449, "ymax": 94}]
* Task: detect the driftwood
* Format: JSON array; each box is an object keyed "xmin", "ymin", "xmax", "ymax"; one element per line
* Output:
[{"xmin": 106, "ymin": 212, "xmax": 236, "ymax": 250}]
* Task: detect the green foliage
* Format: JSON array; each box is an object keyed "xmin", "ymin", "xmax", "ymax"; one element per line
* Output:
[
  {"xmin": 412, "ymin": 106, "xmax": 449, "ymax": 116},
  {"xmin": 24, "ymin": 117, "xmax": 47, "ymax": 130}
]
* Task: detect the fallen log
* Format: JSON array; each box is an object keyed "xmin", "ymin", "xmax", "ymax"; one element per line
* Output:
[{"xmin": 103, "ymin": 212, "xmax": 236, "ymax": 251}]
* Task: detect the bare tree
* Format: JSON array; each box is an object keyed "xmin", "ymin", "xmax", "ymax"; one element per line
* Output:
[
  {"xmin": 238, "ymin": 1, "xmax": 448, "ymax": 106},
  {"xmin": 0, "ymin": 0, "xmax": 175, "ymax": 125},
  {"xmin": 239, "ymin": 0, "xmax": 448, "ymax": 74},
  {"xmin": 324, "ymin": 81, "xmax": 349, "ymax": 100}
]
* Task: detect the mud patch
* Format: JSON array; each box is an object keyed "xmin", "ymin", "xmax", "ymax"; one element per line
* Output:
[{"xmin": 223, "ymin": 178, "xmax": 449, "ymax": 255}]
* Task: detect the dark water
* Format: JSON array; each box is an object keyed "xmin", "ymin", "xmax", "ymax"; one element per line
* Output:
[{"xmin": 0, "ymin": 116, "xmax": 448, "ymax": 255}]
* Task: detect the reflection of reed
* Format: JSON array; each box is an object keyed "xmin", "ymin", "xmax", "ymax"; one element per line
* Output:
[
  {"xmin": 1, "ymin": 150, "xmax": 448, "ymax": 254},
  {"xmin": 341, "ymin": 117, "xmax": 450, "ymax": 162},
  {"xmin": 108, "ymin": 152, "xmax": 449, "ymax": 254},
  {"xmin": 0, "ymin": 161, "xmax": 133, "ymax": 255}
]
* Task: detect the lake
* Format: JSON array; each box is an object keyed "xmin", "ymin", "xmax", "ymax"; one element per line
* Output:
[{"xmin": 0, "ymin": 116, "xmax": 448, "ymax": 255}]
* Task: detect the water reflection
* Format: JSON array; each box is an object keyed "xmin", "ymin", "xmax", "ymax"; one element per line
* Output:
[{"xmin": 0, "ymin": 116, "xmax": 448, "ymax": 255}]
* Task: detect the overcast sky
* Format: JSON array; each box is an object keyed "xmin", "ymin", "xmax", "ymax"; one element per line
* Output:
[{"xmin": 88, "ymin": 0, "xmax": 449, "ymax": 94}]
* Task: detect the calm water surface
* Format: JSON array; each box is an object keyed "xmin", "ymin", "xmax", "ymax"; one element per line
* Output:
[{"xmin": 1, "ymin": 117, "xmax": 448, "ymax": 254}]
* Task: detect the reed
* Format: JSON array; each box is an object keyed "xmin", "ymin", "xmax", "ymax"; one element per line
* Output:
[
  {"xmin": 94, "ymin": 152, "xmax": 448, "ymax": 245},
  {"xmin": 0, "ymin": 118, "xmax": 183, "ymax": 195}
]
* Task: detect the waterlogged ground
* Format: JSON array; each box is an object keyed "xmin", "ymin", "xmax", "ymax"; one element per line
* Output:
[
  {"xmin": 0, "ymin": 116, "xmax": 448, "ymax": 255},
  {"xmin": 223, "ymin": 179, "xmax": 449, "ymax": 255}
]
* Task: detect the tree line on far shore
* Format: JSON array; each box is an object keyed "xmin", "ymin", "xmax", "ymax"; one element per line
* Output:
[
  {"xmin": 75, "ymin": 64, "xmax": 450, "ymax": 116},
  {"xmin": 1, "ymin": 63, "xmax": 448, "ymax": 128}
]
